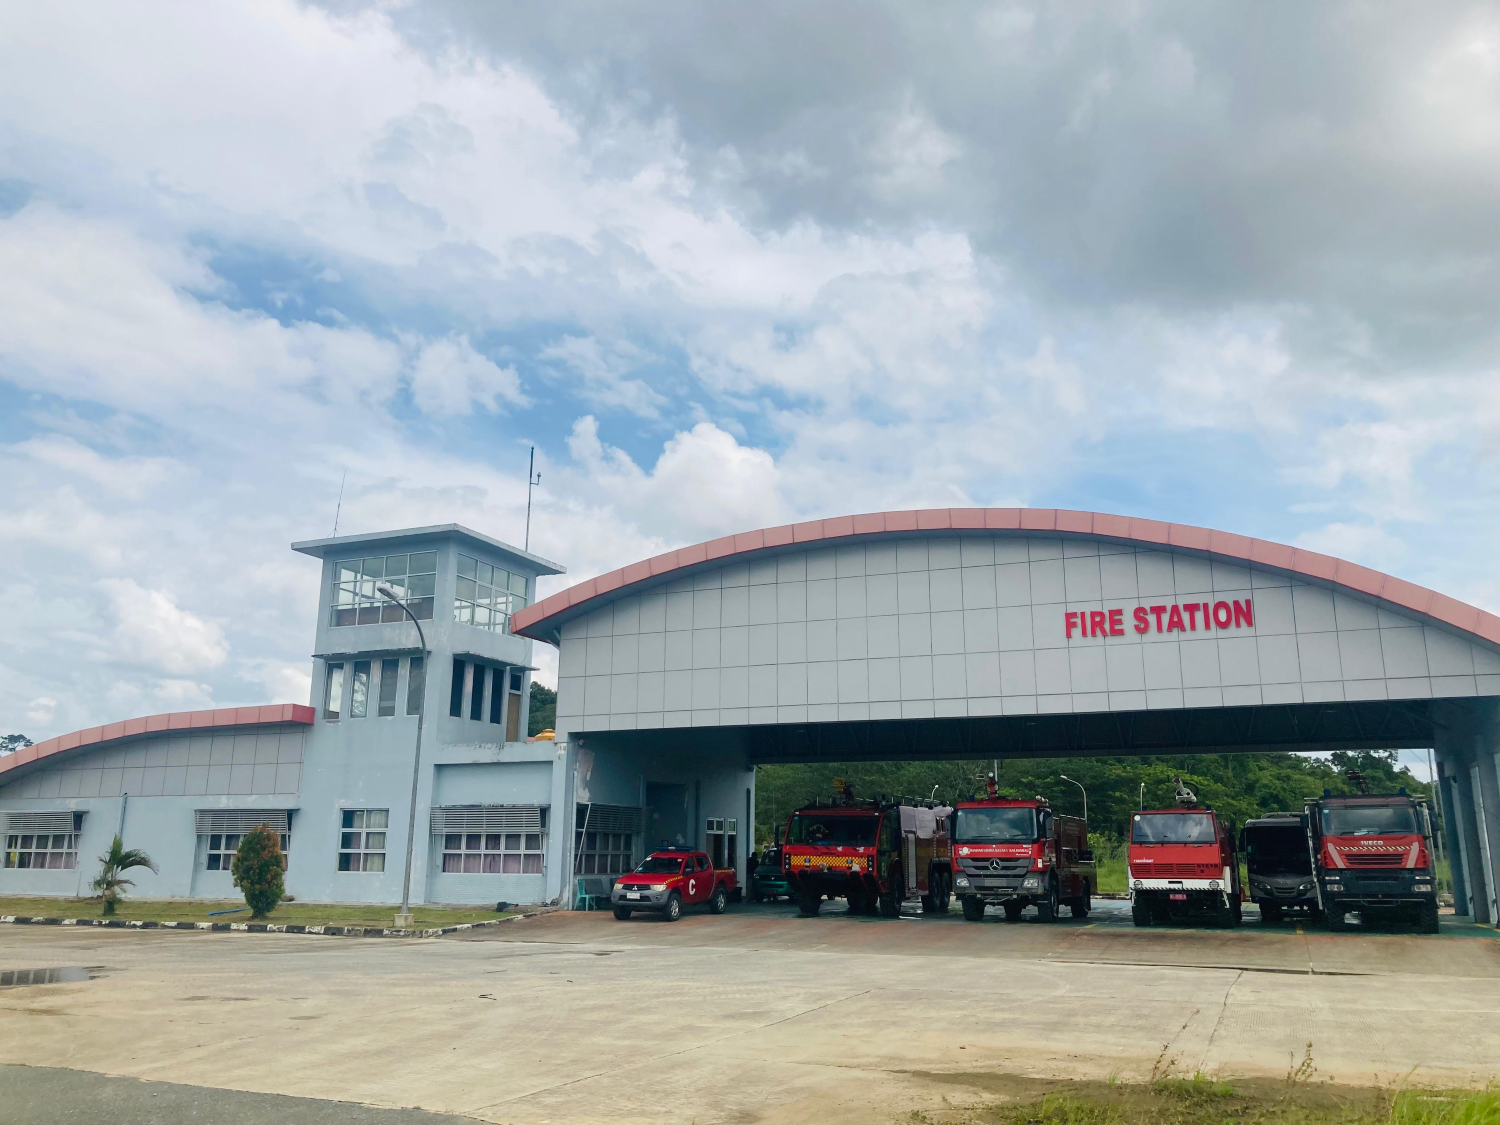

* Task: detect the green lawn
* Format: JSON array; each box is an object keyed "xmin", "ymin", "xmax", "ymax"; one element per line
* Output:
[{"xmin": 0, "ymin": 896, "xmax": 518, "ymax": 929}]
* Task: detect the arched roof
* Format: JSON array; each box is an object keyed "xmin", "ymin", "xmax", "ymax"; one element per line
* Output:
[
  {"xmin": 0, "ymin": 704, "xmax": 315, "ymax": 786},
  {"xmin": 511, "ymin": 507, "xmax": 1500, "ymax": 648}
]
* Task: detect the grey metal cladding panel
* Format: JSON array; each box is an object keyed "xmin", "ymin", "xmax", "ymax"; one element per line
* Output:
[
  {"xmin": 611, "ymin": 596, "xmax": 641, "ymax": 635},
  {"xmin": 748, "ymin": 665, "xmax": 777, "ymax": 706},
  {"xmin": 960, "ymin": 538, "xmax": 994, "ymax": 567},
  {"xmin": 639, "ymin": 591, "xmax": 667, "ymax": 632},
  {"xmin": 638, "ymin": 671, "xmax": 665, "ymax": 711},
  {"xmin": 1142, "ymin": 644, "xmax": 1183, "ymax": 689},
  {"xmin": 1424, "ymin": 628, "xmax": 1476, "ymax": 676},
  {"xmin": 693, "ymin": 588, "xmax": 722, "ymax": 628},
  {"xmin": 1000, "ymin": 650, "xmax": 1037, "ymax": 696},
  {"xmin": 254, "ymin": 734, "xmax": 280, "ymax": 764},
  {"xmin": 749, "ymin": 557, "xmax": 778, "ymax": 585},
  {"xmin": 895, "ymin": 539, "xmax": 927, "ymax": 573},
  {"xmin": 584, "ymin": 675, "xmax": 612, "ymax": 715},
  {"xmin": 721, "ymin": 666, "xmax": 750, "ymax": 708},
  {"xmin": 1292, "ymin": 586, "xmax": 1338, "ymax": 632},
  {"xmin": 209, "ymin": 736, "xmax": 235, "ymax": 766},
  {"xmin": 898, "ymin": 613, "xmax": 932, "ymax": 657},
  {"xmin": 1034, "ymin": 648, "xmax": 1070, "ymax": 695},
  {"xmin": 1063, "ymin": 556, "xmax": 1102, "ymax": 601},
  {"xmin": 1178, "ymin": 638, "xmax": 1221, "ymax": 688},
  {"xmin": 778, "ymin": 552, "xmax": 808, "ymax": 582},
  {"xmin": 721, "ymin": 625, "xmax": 749, "ymax": 667},
  {"xmin": 835, "ymin": 543, "xmax": 867, "ymax": 577},
  {"xmin": 205, "ymin": 764, "xmax": 231, "ymax": 794},
  {"xmin": 586, "ymin": 605, "xmax": 614, "ymax": 637},
  {"xmin": 994, "ymin": 561, "xmax": 1032, "ymax": 607},
  {"xmin": 611, "ymin": 634, "xmax": 639, "ymax": 674},
  {"xmin": 837, "ymin": 618, "xmax": 868, "ymax": 661},
  {"xmin": 807, "ymin": 620, "xmax": 837, "ymax": 663},
  {"xmin": 777, "ymin": 664, "xmax": 807, "ymax": 706},
  {"xmin": 585, "ymin": 635, "xmax": 613, "ymax": 677},
  {"xmin": 933, "ymin": 654, "xmax": 966, "ymax": 698},
  {"xmin": 1099, "ymin": 552, "xmax": 1139, "ymax": 599},
  {"xmin": 806, "ymin": 579, "xmax": 836, "ymax": 620},
  {"xmin": 929, "ymin": 568, "xmax": 963, "ymax": 612},
  {"xmin": 1105, "ymin": 644, "xmax": 1145, "ymax": 691},
  {"xmin": 1029, "ymin": 559, "xmax": 1065, "ymax": 604},
  {"xmin": 868, "ymin": 615, "xmax": 899, "ymax": 659},
  {"xmin": 864, "ymin": 542, "xmax": 897, "ymax": 575},
  {"xmin": 692, "ymin": 667, "xmax": 720, "ymax": 709},
  {"xmin": 1337, "ymin": 629, "xmax": 1386, "ymax": 681},
  {"xmin": 1217, "ymin": 636, "xmax": 1262, "ymax": 686},
  {"xmin": 1173, "ymin": 555, "xmax": 1214, "ymax": 595},
  {"xmin": 961, "ymin": 565, "xmax": 996, "ymax": 609},
  {"xmin": 776, "ymin": 581, "xmax": 807, "ymax": 623},
  {"xmin": 1474, "ymin": 647, "xmax": 1500, "ymax": 675},
  {"xmin": 638, "ymin": 631, "xmax": 665, "ymax": 672},
  {"xmin": 996, "ymin": 607, "xmax": 1033, "ymax": 651},
  {"xmin": 664, "ymin": 630, "xmax": 693, "ymax": 671},
  {"xmin": 806, "ymin": 662, "xmax": 837, "ymax": 705},
  {"xmin": 692, "ymin": 628, "xmax": 722, "ymax": 668},
  {"xmin": 865, "ymin": 572, "xmax": 898, "ymax": 613},
  {"xmin": 964, "ymin": 608, "xmax": 999, "ymax": 652},
  {"xmin": 611, "ymin": 673, "xmax": 638, "ymax": 714},
  {"xmin": 965, "ymin": 652, "xmax": 1001, "ymax": 697},
  {"xmin": 778, "ymin": 622, "xmax": 808, "ymax": 664},
  {"xmin": 897, "ymin": 570, "xmax": 930, "ymax": 613},
  {"xmin": 1030, "ymin": 604, "xmax": 1063, "ymax": 649},
  {"xmin": 994, "ymin": 538, "xmax": 1029, "ymax": 564},
  {"xmin": 836, "ymin": 575, "xmax": 867, "ymax": 618},
  {"xmin": 900, "ymin": 656, "xmax": 934, "ymax": 699},
  {"xmin": 1028, "ymin": 538, "xmax": 1062, "ymax": 561},
  {"xmin": 1333, "ymin": 593, "xmax": 1380, "ymax": 632},
  {"xmin": 928, "ymin": 538, "xmax": 961, "ymax": 571},
  {"xmin": 558, "ymin": 638, "xmax": 587, "ymax": 678},
  {"xmin": 1135, "ymin": 551, "xmax": 1176, "ymax": 597},
  {"xmin": 747, "ymin": 623, "xmax": 777, "ymax": 665},
  {"xmin": 868, "ymin": 657, "xmax": 900, "ymax": 701},
  {"xmin": 931, "ymin": 610, "xmax": 965, "ymax": 655},
  {"xmin": 1211, "ymin": 560, "xmax": 1253, "ymax": 592},
  {"xmin": 251, "ymin": 763, "xmax": 278, "ymax": 794},
  {"xmin": 1252, "ymin": 586, "xmax": 1296, "ymax": 635},
  {"xmin": 720, "ymin": 586, "xmax": 749, "ymax": 628},
  {"xmin": 1297, "ymin": 632, "xmax": 1343, "ymax": 681},
  {"xmin": 1069, "ymin": 647, "xmax": 1108, "ymax": 693},
  {"xmin": 665, "ymin": 669, "xmax": 693, "ymax": 710},
  {"xmin": 556, "ymin": 677, "xmax": 583, "ymax": 716}
]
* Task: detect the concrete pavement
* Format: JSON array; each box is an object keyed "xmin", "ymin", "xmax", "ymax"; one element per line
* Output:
[{"xmin": 1, "ymin": 900, "xmax": 1497, "ymax": 1124}]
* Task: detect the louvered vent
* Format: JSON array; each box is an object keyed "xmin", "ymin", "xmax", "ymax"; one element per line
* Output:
[
  {"xmin": 577, "ymin": 804, "xmax": 643, "ymax": 834},
  {"xmin": 4, "ymin": 811, "xmax": 83, "ymax": 834},
  {"xmin": 429, "ymin": 805, "xmax": 548, "ymax": 834},
  {"xmin": 194, "ymin": 809, "xmax": 291, "ymax": 835}
]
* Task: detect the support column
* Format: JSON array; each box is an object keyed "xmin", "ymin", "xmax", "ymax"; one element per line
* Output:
[
  {"xmin": 1473, "ymin": 700, "xmax": 1500, "ymax": 927},
  {"xmin": 1436, "ymin": 758, "xmax": 1471, "ymax": 917}
]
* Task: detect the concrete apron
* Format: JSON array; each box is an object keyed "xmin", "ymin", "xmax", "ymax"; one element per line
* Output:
[{"xmin": 1, "ymin": 908, "xmax": 1497, "ymax": 1125}]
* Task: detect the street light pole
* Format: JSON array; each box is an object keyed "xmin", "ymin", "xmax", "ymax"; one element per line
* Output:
[
  {"xmin": 1059, "ymin": 774, "xmax": 1087, "ymax": 823},
  {"xmin": 379, "ymin": 584, "xmax": 428, "ymax": 929}
]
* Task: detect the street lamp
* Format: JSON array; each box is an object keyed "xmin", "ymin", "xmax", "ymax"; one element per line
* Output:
[
  {"xmin": 379, "ymin": 583, "xmax": 428, "ymax": 930},
  {"xmin": 1059, "ymin": 774, "xmax": 1087, "ymax": 822}
]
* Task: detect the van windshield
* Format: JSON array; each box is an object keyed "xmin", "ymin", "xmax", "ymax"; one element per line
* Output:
[
  {"xmin": 1245, "ymin": 825, "xmax": 1311, "ymax": 875},
  {"xmin": 1131, "ymin": 813, "xmax": 1216, "ymax": 844},
  {"xmin": 786, "ymin": 814, "xmax": 877, "ymax": 847},
  {"xmin": 954, "ymin": 806, "xmax": 1036, "ymax": 843},
  {"xmin": 1320, "ymin": 804, "xmax": 1419, "ymax": 837}
]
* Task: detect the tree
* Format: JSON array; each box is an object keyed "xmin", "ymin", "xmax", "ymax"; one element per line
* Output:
[
  {"xmin": 0, "ymin": 734, "xmax": 32, "ymax": 756},
  {"xmin": 91, "ymin": 835, "xmax": 158, "ymax": 915},
  {"xmin": 231, "ymin": 824, "xmax": 286, "ymax": 919},
  {"xmin": 528, "ymin": 684, "xmax": 557, "ymax": 737}
]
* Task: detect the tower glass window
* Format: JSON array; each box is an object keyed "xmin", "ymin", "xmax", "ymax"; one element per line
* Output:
[
  {"xmin": 454, "ymin": 553, "xmax": 528, "ymax": 632},
  {"xmin": 330, "ymin": 551, "xmax": 437, "ymax": 627}
]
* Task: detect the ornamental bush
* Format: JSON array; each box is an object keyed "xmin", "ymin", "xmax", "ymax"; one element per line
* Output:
[{"xmin": 231, "ymin": 824, "xmax": 286, "ymax": 919}]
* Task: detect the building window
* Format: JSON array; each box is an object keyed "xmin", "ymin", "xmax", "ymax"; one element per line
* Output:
[
  {"xmin": 705, "ymin": 818, "xmax": 737, "ymax": 870},
  {"xmin": 324, "ymin": 662, "xmax": 345, "ymax": 721},
  {"xmin": 450, "ymin": 658, "xmax": 467, "ymax": 717},
  {"xmin": 406, "ymin": 656, "xmax": 425, "ymax": 716},
  {"xmin": 441, "ymin": 832, "xmax": 544, "ymax": 874},
  {"xmin": 506, "ymin": 670, "xmax": 524, "ymax": 742},
  {"xmin": 204, "ymin": 830, "xmax": 290, "ymax": 871},
  {"xmin": 338, "ymin": 809, "xmax": 388, "ymax": 872},
  {"xmin": 330, "ymin": 551, "xmax": 437, "ymax": 627},
  {"xmin": 378, "ymin": 658, "xmax": 399, "ymax": 717},
  {"xmin": 4, "ymin": 833, "xmax": 78, "ymax": 869},
  {"xmin": 471, "ymin": 664, "xmax": 488, "ymax": 721},
  {"xmin": 350, "ymin": 660, "xmax": 371, "ymax": 718},
  {"xmin": 454, "ymin": 553, "xmax": 528, "ymax": 632},
  {"xmin": 576, "ymin": 831, "xmax": 634, "ymax": 875}
]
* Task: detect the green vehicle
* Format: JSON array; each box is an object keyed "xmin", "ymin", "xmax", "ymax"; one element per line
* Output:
[{"xmin": 750, "ymin": 846, "xmax": 795, "ymax": 902}]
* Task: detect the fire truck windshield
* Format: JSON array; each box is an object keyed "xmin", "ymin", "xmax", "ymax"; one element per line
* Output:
[
  {"xmin": 634, "ymin": 855, "xmax": 686, "ymax": 874},
  {"xmin": 953, "ymin": 806, "xmax": 1035, "ymax": 843},
  {"xmin": 1320, "ymin": 804, "xmax": 1419, "ymax": 837},
  {"xmin": 786, "ymin": 814, "xmax": 877, "ymax": 847},
  {"xmin": 1131, "ymin": 812, "xmax": 1216, "ymax": 844}
]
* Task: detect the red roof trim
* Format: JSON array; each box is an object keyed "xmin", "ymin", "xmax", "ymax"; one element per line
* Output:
[
  {"xmin": 508, "ymin": 507, "xmax": 1497, "ymax": 650},
  {"xmin": 0, "ymin": 704, "xmax": 315, "ymax": 785}
]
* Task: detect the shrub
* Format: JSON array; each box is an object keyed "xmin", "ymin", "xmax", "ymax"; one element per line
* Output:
[
  {"xmin": 91, "ymin": 835, "xmax": 157, "ymax": 915},
  {"xmin": 231, "ymin": 824, "xmax": 286, "ymax": 919}
]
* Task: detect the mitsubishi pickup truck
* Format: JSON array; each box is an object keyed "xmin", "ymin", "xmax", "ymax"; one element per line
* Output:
[{"xmin": 610, "ymin": 847, "xmax": 738, "ymax": 921}]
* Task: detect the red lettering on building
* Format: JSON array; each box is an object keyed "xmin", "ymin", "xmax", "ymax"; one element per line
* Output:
[
  {"xmin": 1166, "ymin": 605, "xmax": 1186, "ymax": 632},
  {"xmin": 1183, "ymin": 603, "xmax": 1200, "ymax": 630},
  {"xmin": 1088, "ymin": 610, "xmax": 1107, "ymax": 637},
  {"xmin": 1150, "ymin": 605, "xmax": 1167, "ymax": 631},
  {"xmin": 1133, "ymin": 607, "xmax": 1150, "ymax": 633},
  {"xmin": 1213, "ymin": 600, "xmax": 1232, "ymax": 628},
  {"xmin": 1063, "ymin": 598, "xmax": 1255, "ymax": 639},
  {"xmin": 1108, "ymin": 608, "xmax": 1124, "ymax": 636},
  {"xmin": 1233, "ymin": 599, "xmax": 1254, "ymax": 627},
  {"xmin": 1065, "ymin": 611, "xmax": 1079, "ymax": 638}
]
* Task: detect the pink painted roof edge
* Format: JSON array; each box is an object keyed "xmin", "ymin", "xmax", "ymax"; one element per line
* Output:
[
  {"xmin": 0, "ymin": 704, "xmax": 315, "ymax": 784},
  {"xmin": 510, "ymin": 507, "xmax": 1500, "ymax": 650}
]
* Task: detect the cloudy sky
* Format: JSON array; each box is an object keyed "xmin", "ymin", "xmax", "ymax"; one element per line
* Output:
[{"xmin": 2, "ymin": 2, "xmax": 1497, "ymax": 752}]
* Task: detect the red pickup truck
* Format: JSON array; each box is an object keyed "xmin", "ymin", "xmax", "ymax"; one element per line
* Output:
[{"xmin": 610, "ymin": 848, "xmax": 738, "ymax": 921}]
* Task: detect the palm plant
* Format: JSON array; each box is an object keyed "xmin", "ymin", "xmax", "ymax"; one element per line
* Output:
[{"xmin": 92, "ymin": 835, "xmax": 157, "ymax": 915}]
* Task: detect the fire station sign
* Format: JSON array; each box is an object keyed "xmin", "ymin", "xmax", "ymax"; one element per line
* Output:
[{"xmin": 1065, "ymin": 599, "xmax": 1254, "ymax": 640}]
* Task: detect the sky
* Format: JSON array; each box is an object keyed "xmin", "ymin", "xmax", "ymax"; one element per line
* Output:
[{"xmin": 1, "ymin": 2, "xmax": 1497, "ymax": 780}]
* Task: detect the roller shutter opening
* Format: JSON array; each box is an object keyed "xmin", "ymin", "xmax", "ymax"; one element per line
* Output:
[
  {"xmin": 430, "ymin": 805, "xmax": 548, "ymax": 834},
  {"xmin": 195, "ymin": 810, "xmax": 291, "ymax": 835}
]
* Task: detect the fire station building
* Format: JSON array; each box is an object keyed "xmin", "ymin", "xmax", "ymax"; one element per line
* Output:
[{"xmin": 4, "ymin": 508, "xmax": 1500, "ymax": 920}]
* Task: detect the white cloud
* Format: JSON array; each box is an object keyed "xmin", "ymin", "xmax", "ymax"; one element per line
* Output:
[
  {"xmin": 98, "ymin": 579, "xmax": 230, "ymax": 677},
  {"xmin": 408, "ymin": 334, "xmax": 526, "ymax": 415}
]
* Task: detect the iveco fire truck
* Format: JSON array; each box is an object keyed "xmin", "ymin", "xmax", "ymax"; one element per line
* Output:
[
  {"xmin": 1306, "ymin": 786, "xmax": 1440, "ymax": 933},
  {"xmin": 951, "ymin": 781, "xmax": 1094, "ymax": 922},
  {"xmin": 782, "ymin": 785, "xmax": 953, "ymax": 918},
  {"xmin": 1128, "ymin": 780, "xmax": 1242, "ymax": 926}
]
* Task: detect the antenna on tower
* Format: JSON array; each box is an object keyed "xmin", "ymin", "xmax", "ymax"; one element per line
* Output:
[
  {"xmin": 331, "ymin": 470, "xmax": 347, "ymax": 536},
  {"xmin": 524, "ymin": 447, "xmax": 542, "ymax": 552}
]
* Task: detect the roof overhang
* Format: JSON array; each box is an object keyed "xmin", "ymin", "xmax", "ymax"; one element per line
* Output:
[
  {"xmin": 292, "ymin": 523, "xmax": 565, "ymax": 576},
  {"xmin": 509, "ymin": 507, "xmax": 1500, "ymax": 652}
]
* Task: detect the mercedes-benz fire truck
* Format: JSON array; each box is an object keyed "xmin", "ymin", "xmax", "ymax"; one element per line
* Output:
[
  {"xmin": 782, "ymin": 786, "xmax": 953, "ymax": 918},
  {"xmin": 951, "ymin": 782, "xmax": 1094, "ymax": 922},
  {"xmin": 1129, "ymin": 788, "xmax": 1242, "ymax": 927},
  {"xmin": 1306, "ymin": 786, "xmax": 1439, "ymax": 933}
]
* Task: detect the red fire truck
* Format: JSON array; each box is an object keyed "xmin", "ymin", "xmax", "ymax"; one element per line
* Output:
[
  {"xmin": 1306, "ymin": 787, "xmax": 1440, "ymax": 933},
  {"xmin": 1128, "ymin": 784, "xmax": 1242, "ymax": 926},
  {"xmin": 951, "ymin": 784, "xmax": 1094, "ymax": 922},
  {"xmin": 782, "ymin": 788, "xmax": 953, "ymax": 918}
]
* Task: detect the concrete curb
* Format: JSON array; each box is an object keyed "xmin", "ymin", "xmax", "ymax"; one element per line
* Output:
[{"xmin": 0, "ymin": 912, "xmax": 530, "ymax": 938}]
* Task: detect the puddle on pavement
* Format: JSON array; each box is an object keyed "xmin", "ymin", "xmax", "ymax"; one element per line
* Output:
[{"xmin": 0, "ymin": 966, "xmax": 97, "ymax": 988}]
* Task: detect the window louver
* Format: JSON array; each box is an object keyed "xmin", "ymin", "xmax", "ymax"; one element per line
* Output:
[
  {"xmin": 194, "ymin": 809, "xmax": 291, "ymax": 835},
  {"xmin": 429, "ymin": 805, "xmax": 547, "ymax": 834},
  {"xmin": 4, "ymin": 811, "xmax": 83, "ymax": 834}
]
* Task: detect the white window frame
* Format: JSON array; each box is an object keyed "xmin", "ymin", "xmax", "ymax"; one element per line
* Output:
[{"xmin": 338, "ymin": 809, "xmax": 389, "ymax": 872}]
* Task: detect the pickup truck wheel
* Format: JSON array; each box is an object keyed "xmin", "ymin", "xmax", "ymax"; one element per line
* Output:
[
  {"xmin": 1002, "ymin": 901, "xmax": 1024, "ymax": 921},
  {"xmin": 1070, "ymin": 889, "xmax": 1091, "ymax": 919},
  {"xmin": 798, "ymin": 891, "xmax": 822, "ymax": 916},
  {"xmin": 709, "ymin": 885, "xmax": 728, "ymax": 915},
  {"xmin": 961, "ymin": 895, "xmax": 985, "ymax": 921},
  {"xmin": 663, "ymin": 892, "xmax": 683, "ymax": 922},
  {"xmin": 1419, "ymin": 900, "xmax": 1440, "ymax": 934},
  {"xmin": 1131, "ymin": 899, "xmax": 1151, "ymax": 927},
  {"xmin": 612, "ymin": 906, "xmax": 632, "ymax": 921},
  {"xmin": 1036, "ymin": 878, "xmax": 1059, "ymax": 922}
]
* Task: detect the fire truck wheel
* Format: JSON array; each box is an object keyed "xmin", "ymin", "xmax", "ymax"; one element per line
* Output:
[
  {"xmin": 663, "ymin": 892, "xmax": 683, "ymax": 922},
  {"xmin": 798, "ymin": 891, "xmax": 822, "ymax": 916},
  {"xmin": 930, "ymin": 873, "xmax": 951, "ymax": 914},
  {"xmin": 1070, "ymin": 889, "xmax": 1091, "ymax": 919},
  {"xmin": 1036, "ymin": 878, "xmax": 1059, "ymax": 922},
  {"xmin": 1002, "ymin": 901, "xmax": 1024, "ymax": 921},
  {"xmin": 961, "ymin": 896, "xmax": 985, "ymax": 921},
  {"xmin": 1419, "ymin": 900, "xmax": 1440, "ymax": 934},
  {"xmin": 1231, "ymin": 898, "xmax": 1243, "ymax": 927},
  {"xmin": 709, "ymin": 885, "xmax": 728, "ymax": 914},
  {"xmin": 613, "ymin": 907, "xmax": 632, "ymax": 921},
  {"xmin": 1324, "ymin": 904, "xmax": 1347, "ymax": 931},
  {"xmin": 878, "ymin": 878, "xmax": 902, "ymax": 918},
  {"xmin": 1131, "ymin": 899, "xmax": 1151, "ymax": 927}
]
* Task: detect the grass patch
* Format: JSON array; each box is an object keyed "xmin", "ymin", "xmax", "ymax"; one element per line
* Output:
[
  {"xmin": 909, "ymin": 1073, "xmax": 1500, "ymax": 1125},
  {"xmin": 0, "ymin": 896, "xmax": 517, "ymax": 929}
]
